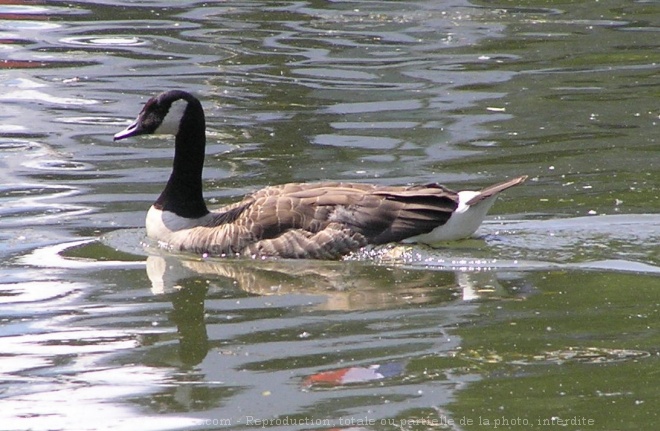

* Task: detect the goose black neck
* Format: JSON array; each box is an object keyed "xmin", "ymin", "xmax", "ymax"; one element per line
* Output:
[{"xmin": 154, "ymin": 99, "xmax": 209, "ymax": 219}]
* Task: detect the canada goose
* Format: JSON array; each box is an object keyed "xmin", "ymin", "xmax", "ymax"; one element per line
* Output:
[{"xmin": 114, "ymin": 90, "xmax": 526, "ymax": 259}]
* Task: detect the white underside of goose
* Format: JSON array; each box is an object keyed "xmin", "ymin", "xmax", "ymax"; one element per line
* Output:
[
  {"xmin": 146, "ymin": 206, "xmax": 209, "ymax": 246},
  {"xmin": 401, "ymin": 191, "xmax": 498, "ymax": 244}
]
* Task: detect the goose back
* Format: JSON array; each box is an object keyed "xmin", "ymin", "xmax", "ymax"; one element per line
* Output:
[{"xmin": 161, "ymin": 181, "xmax": 460, "ymax": 258}]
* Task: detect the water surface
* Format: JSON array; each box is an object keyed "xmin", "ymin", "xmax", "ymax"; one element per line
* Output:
[{"xmin": 1, "ymin": 0, "xmax": 658, "ymax": 430}]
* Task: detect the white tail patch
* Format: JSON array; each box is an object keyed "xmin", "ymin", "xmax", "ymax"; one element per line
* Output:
[
  {"xmin": 154, "ymin": 99, "xmax": 188, "ymax": 136},
  {"xmin": 402, "ymin": 190, "xmax": 499, "ymax": 244}
]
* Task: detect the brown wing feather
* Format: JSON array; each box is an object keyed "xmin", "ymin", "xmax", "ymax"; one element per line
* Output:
[
  {"xmin": 243, "ymin": 224, "xmax": 367, "ymax": 259},
  {"xmin": 193, "ymin": 181, "xmax": 459, "ymax": 257}
]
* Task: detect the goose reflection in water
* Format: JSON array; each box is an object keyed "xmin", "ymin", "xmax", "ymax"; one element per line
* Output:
[
  {"xmin": 145, "ymin": 254, "xmax": 533, "ymax": 366},
  {"xmin": 146, "ymin": 254, "xmax": 519, "ymax": 309},
  {"xmin": 167, "ymin": 279, "xmax": 209, "ymax": 366}
]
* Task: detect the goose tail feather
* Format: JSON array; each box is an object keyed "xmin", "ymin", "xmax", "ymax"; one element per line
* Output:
[{"xmin": 465, "ymin": 175, "xmax": 527, "ymax": 206}]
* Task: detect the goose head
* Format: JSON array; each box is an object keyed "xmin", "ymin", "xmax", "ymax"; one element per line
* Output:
[
  {"xmin": 113, "ymin": 90, "xmax": 209, "ymax": 219},
  {"xmin": 114, "ymin": 90, "xmax": 204, "ymax": 141}
]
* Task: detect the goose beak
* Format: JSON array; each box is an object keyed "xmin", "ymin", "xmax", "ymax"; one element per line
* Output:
[{"xmin": 114, "ymin": 118, "xmax": 143, "ymax": 141}]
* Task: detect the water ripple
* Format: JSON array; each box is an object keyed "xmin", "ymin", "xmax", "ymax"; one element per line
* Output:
[
  {"xmin": 354, "ymin": 214, "xmax": 660, "ymax": 274},
  {"xmin": 0, "ymin": 89, "xmax": 98, "ymax": 105},
  {"xmin": 22, "ymin": 160, "xmax": 93, "ymax": 171},
  {"xmin": 60, "ymin": 36, "xmax": 147, "ymax": 47},
  {"xmin": 53, "ymin": 116, "xmax": 130, "ymax": 126},
  {"xmin": 0, "ymin": 184, "xmax": 93, "ymax": 227}
]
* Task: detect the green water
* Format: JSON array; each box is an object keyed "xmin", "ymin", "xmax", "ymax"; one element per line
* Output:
[{"xmin": 0, "ymin": 0, "xmax": 658, "ymax": 430}]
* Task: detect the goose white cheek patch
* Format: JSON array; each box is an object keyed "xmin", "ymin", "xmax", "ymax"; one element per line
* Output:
[{"xmin": 155, "ymin": 99, "xmax": 188, "ymax": 135}]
